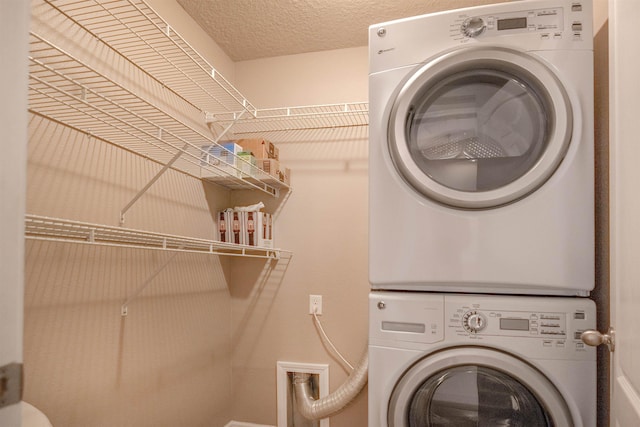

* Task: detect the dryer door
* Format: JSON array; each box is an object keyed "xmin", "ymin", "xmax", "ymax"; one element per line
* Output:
[
  {"xmin": 388, "ymin": 347, "xmax": 574, "ymax": 426},
  {"xmin": 388, "ymin": 46, "xmax": 572, "ymax": 209}
]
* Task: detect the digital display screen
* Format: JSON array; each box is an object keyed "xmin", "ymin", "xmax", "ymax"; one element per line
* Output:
[
  {"xmin": 500, "ymin": 318, "xmax": 530, "ymax": 331},
  {"xmin": 498, "ymin": 17, "xmax": 528, "ymax": 31}
]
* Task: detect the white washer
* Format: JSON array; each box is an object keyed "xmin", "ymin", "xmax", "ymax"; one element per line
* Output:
[
  {"xmin": 369, "ymin": 291, "xmax": 596, "ymax": 426},
  {"xmin": 368, "ymin": 0, "xmax": 594, "ymax": 296}
]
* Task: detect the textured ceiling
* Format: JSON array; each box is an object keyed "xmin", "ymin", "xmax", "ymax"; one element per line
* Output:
[{"xmin": 177, "ymin": 0, "xmax": 509, "ymax": 61}]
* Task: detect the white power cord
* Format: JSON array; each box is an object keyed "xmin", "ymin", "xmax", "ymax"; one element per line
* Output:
[{"xmin": 312, "ymin": 308, "xmax": 354, "ymax": 371}]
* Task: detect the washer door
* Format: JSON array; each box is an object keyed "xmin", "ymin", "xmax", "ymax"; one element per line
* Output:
[
  {"xmin": 388, "ymin": 46, "xmax": 572, "ymax": 209},
  {"xmin": 388, "ymin": 347, "xmax": 573, "ymax": 426}
]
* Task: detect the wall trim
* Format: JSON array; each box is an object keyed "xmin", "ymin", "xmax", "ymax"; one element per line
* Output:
[
  {"xmin": 224, "ymin": 422, "xmax": 276, "ymax": 427},
  {"xmin": 276, "ymin": 361, "xmax": 330, "ymax": 427}
]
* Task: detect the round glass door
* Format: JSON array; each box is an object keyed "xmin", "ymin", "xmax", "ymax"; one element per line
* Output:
[
  {"xmin": 389, "ymin": 46, "xmax": 573, "ymax": 209},
  {"xmin": 407, "ymin": 366, "xmax": 550, "ymax": 426},
  {"xmin": 388, "ymin": 348, "xmax": 574, "ymax": 426}
]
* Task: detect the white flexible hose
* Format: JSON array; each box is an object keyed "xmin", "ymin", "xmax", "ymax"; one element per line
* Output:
[
  {"xmin": 312, "ymin": 311, "xmax": 354, "ymax": 371},
  {"xmin": 292, "ymin": 349, "xmax": 368, "ymax": 420}
]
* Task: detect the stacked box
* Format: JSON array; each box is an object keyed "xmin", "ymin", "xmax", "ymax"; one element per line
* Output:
[
  {"xmin": 243, "ymin": 211, "xmax": 273, "ymax": 248},
  {"xmin": 201, "ymin": 142, "xmax": 243, "ymax": 177},
  {"xmin": 217, "ymin": 211, "xmax": 230, "ymax": 243},
  {"xmin": 217, "ymin": 210, "xmax": 273, "ymax": 248},
  {"xmin": 237, "ymin": 138, "xmax": 278, "ymax": 160},
  {"xmin": 237, "ymin": 151, "xmax": 257, "ymax": 178},
  {"xmin": 258, "ymin": 159, "xmax": 290, "ymax": 186},
  {"xmin": 258, "ymin": 212, "xmax": 274, "ymax": 248},
  {"xmin": 282, "ymin": 167, "xmax": 291, "ymax": 186},
  {"xmin": 230, "ymin": 211, "xmax": 244, "ymax": 244}
]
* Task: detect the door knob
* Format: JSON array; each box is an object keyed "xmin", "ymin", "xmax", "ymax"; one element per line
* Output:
[{"xmin": 580, "ymin": 327, "xmax": 615, "ymax": 352}]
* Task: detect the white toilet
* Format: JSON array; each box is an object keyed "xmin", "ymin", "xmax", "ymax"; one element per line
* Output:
[{"xmin": 22, "ymin": 402, "xmax": 53, "ymax": 427}]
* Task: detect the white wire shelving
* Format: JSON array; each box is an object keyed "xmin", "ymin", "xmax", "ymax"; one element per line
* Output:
[
  {"xmin": 25, "ymin": 214, "xmax": 287, "ymax": 259},
  {"xmin": 28, "ymin": 27, "xmax": 283, "ymax": 197},
  {"xmin": 28, "ymin": 0, "xmax": 369, "ymax": 259},
  {"xmin": 42, "ymin": 0, "xmax": 370, "ymax": 142}
]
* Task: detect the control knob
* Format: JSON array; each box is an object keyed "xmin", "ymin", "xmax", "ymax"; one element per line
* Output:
[
  {"xmin": 461, "ymin": 17, "xmax": 486, "ymax": 38},
  {"xmin": 463, "ymin": 310, "xmax": 487, "ymax": 333}
]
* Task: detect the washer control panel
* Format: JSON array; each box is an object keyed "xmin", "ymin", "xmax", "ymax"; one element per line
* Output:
[
  {"xmin": 453, "ymin": 306, "xmax": 570, "ymax": 338},
  {"xmin": 462, "ymin": 310, "xmax": 487, "ymax": 333}
]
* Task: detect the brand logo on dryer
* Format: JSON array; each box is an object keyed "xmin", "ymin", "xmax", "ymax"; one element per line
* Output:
[{"xmin": 377, "ymin": 47, "xmax": 395, "ymax": 55}]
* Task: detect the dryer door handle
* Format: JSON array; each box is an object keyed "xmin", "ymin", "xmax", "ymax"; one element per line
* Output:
[{"xmin": 581, "ymin": 327, "xmax": 615, "ymax": 352}]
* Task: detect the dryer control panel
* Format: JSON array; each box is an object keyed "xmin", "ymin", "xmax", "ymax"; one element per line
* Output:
[
  {"xmin": 456, "ymin": 307, "xmax": 568, "ymax": 337},
  {"xmin": 458, "ymin": 7, "xmax": 566, "ymax": 38},
  {"xmin": 447, "ymin": 1, "xmax": 590, "ymax": 44},
  {"xmin": 446, "ymin": 295, "xmax": 596, "ymax": 358}
]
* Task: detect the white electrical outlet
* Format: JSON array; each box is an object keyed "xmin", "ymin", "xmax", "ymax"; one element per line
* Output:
[{"xmin": 309, "ymin": 294, "xmax": 322, "ymax": 315}]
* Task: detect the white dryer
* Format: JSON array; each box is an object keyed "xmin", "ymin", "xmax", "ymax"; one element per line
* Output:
[
  {"xmin": 369, "ymin": 291, "xmax": 596, "ymax": 426},
  {"xmin": 368, "ymin": 0, "xmax": 594, "ymax": 295}
]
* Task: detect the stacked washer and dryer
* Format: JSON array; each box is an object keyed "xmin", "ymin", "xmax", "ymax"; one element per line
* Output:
[{"xmin": 367, "ymin": 0, "xmax": 597, "ymax": 425}]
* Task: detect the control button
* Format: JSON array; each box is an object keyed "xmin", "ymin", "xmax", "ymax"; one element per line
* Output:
[
  {"xmin": 576, "ymin": 342, "xmax": 585, "ymax": 349},
  {"xmin": 572, "ymin": 22, "xmax": 583, "ymax": 31},
  {"xmin": 541, "ymin": 33, "xmax": 550, "ymax": 40},
  {"xmin": 462, "ymin": 310, "xmax": 487, "ymax": 333},
  {"xmin": 574, "ymin": 312, "xmax": 586, "ymax": 320},
  {"xmin": 461, "ymin": 17, "xmax": 486, "ymax": 38},
  {"xmin": 556, "ymin": 341, "xmax": 565, "ymax": 348},
  {"xmin": 543, "ymin": 340, "xmax": 552, "ymax": 347},
  {"xmin": 572, "ymin": 3, "xmax": 583, "ymax": 12},
  {"xmin": 554, "ymin": 33, "xmax": 562, "ymax": 39}
]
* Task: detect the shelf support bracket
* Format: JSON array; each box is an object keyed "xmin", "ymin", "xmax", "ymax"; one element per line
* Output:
[
  {"xmin": 120, "ymin": 111, "xmax": 247, "ymax": 226},
  {"xmin": 119, "ymin": 141, "xmax": 188, "ymax": 226}
]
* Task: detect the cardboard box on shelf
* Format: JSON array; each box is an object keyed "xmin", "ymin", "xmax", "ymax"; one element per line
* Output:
[
  {"xmin": 201, "ymin": 141, "xmax": 242, "ymax": 165},
  {"xmin": 217, "ymin": 211, "xmax": 231, "ymax": 243},
  {"xmin": 244, "ymin": 211, "xmax": 273, "ymax": 248},
  {"xmin": 237, "ymin": 151, "xmax": 257, "ymax": 178},
  {"xmin": 237, "ymin": 138, "xmax": 278, "ymax": 160},
  {"xmin": 282, "ymin": 167, "xmax": 291, "ymax": 186},
  {"xmin": 258, "ymin": 158, "xmax": 280, "ymax": 176},
  {"xmin": 257, "ymin": 211, "xmax": 273, "ymax": 248},
  {"xmin": 201, "ymin": 142, "xmax": 243, "ymax": 178},
  {"xmin": 217, "ymin": 209, "xmax": 274, "ymax": 248},
  {"xmin": 257, "ymin": 158, "xmax": 290, "ymax": 188},
  {"xmin": 231, "ymin": 210, "xmax": 244, "ymax": 245}
]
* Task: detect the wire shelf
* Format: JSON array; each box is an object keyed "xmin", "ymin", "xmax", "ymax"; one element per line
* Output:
[
  {"xmin": 25, "ymin": 214, "xmax": 286, "ymax": 259},
  {"xmin": 28, "ymin": 30, "xmax": 285, "ymax": 196},
  {"xmin": 43, "ymin": 0, "xmax": 369, "ymax": 143},
  {"xmin": 208, "ymin": 102, "xmax": 370, "ymax": 139},
  {"xmin": 45, "ymin": 0, "xmax": 256, "ymax": 117}
]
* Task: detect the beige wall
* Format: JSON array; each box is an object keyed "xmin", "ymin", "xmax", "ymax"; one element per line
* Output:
[
  {"xmin": 25, "ymin": 1, "xmax": 240, "ymax": 426},
  {"xmin": 226, "ymin": 47, "xmax": 370, "ymax": 426},
  {"xmin": 26, "ymin": 1, "xmax": 367, "ymax": 426}
]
